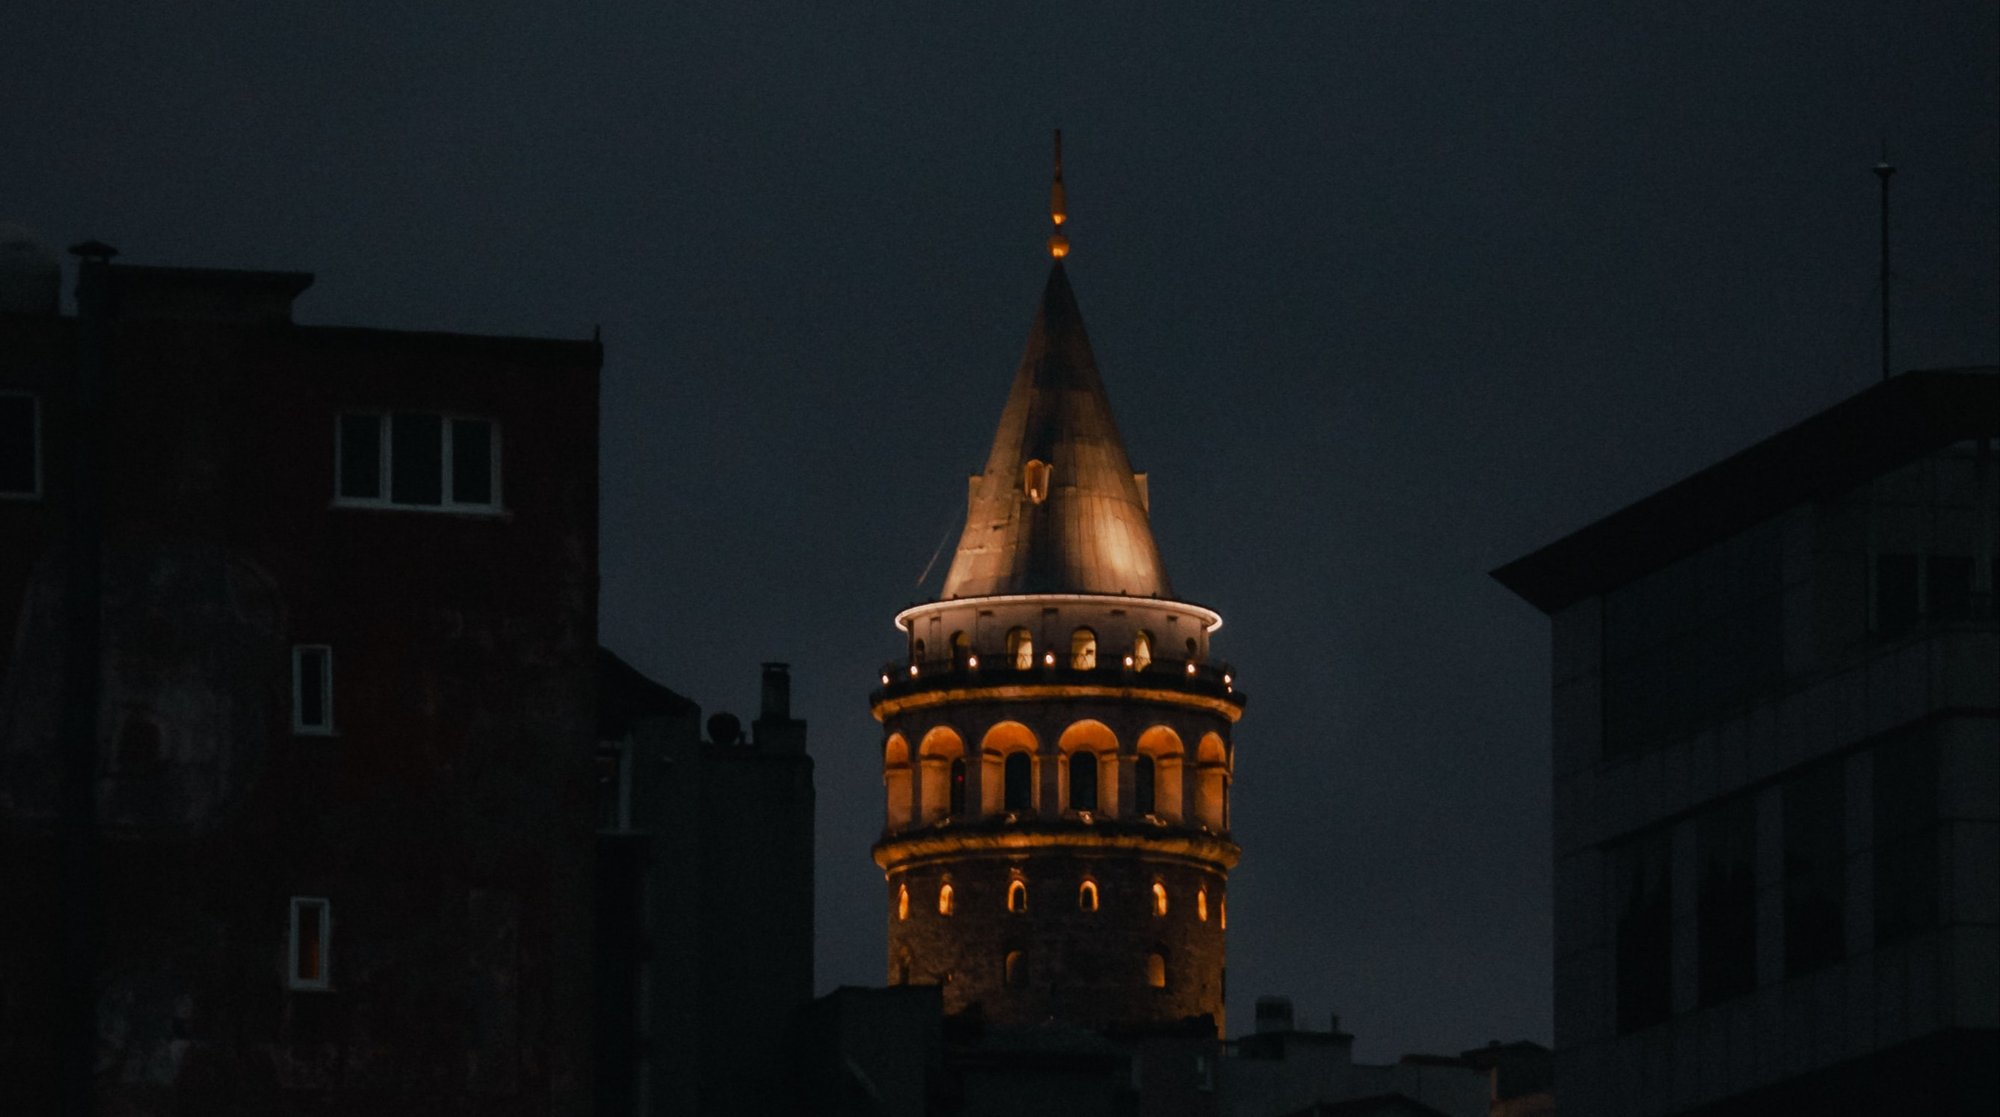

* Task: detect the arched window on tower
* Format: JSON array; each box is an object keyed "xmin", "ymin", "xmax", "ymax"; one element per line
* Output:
[
  {"xmin": 1152, "ymin": 882, "xmax": 1169, "ymax": 916},
  {"xmin": 949, "ymin": 758, "xmax": 966, "ymax": 817},
  {"xmin": 1134, "ymin": 755, "xmax": 1156, "ymax": 816},
  {"xmin": 1146, "ymin": 951, "xmax": 1167, "ymax": 988},
  {"xmin": 912, "ymin": 638, "xmax": 926, "ymax": 664},
  {"xmin": 1184, "ymin": 637, "xmax": 1198, "ymax": 662},
  {"xmin": 1132, "ymin": 630, "xmax": 1152, "ymax": 671},
  {"xmin": 1007, "ymin": 626, "xmax": 1034, "ymax": 670},
  {"xmin": 1008, "ymin": 879, "xmax": 1028, "ymax": 914},
  {"xmin": 938, "ymin": 882, "xmax": 955, "ymax": 916},
  {"xmin": 1071, "ymin": 627, "xmax": 1097, "ymax": 669},
  {"xmin": 1005, "ymin": 950, "xmax": 1028, "ymax": 988},
  {"xmin": 898, "ymin": 884, "xmax": 909, "ymax": 921},
  {"xmin": 1069, "ymin": 750, "xmax": 1098, "ymax": 813},
  {"xmin": 950, "ymin": 629, "xmax": 971, "ymax": 668},
  {"xmin": 1198, "ymin": 887, "xmax": 1209, "ymax": 922},
  {"xmin": 1079, "ymin": 880, "xmax": 1099, "ymax": 912},
  {"xmin": 1004, "ymin": 752, "xmax": 1033, "ymax": 811}
]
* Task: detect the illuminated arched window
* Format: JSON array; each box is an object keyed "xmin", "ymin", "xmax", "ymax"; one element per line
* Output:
[
  {"xmin": 1146, "ymin": 951, "xmax": 1167, "ymax": 988},
  {"xmin": 938, "ymin": 882, "xmax": 955, "ymax": 916},
  {"xmin": 1079, "ymin": 880, "xmax": 1099, "ymax": 912},
  {"xmin": 1135, "ymin": 755, "xmax": 1156, "ymax": 815},
  {"xmin": 1005, "ymin": 949, "xmax": 1028, "ymax": 988},
  {"xmin": 1220, "ymin": 896, "xmax": 1227, "ymax": 930},
  {"xmin": 950, "ymin": 629, "xmax": 971, "ymax": 668},
  {"xmin": 1004, "ymin": 752, "xmax": 1033, "ymax": 811},
  {"xmin": 1068, "ymin": 750, "xmax": 1097, "ymax": 813},
  {"xmin": 949, "ymin": 758, "xmax": 966, "ymax": 817},
  {"xmin": 1022, "ymin": 459, "xmax": 1052, "ymax": 504},
  {"xmin": 1071, "ymin": 627, "xmax": 1097, "ymax": 669},
  {"xmin": 1197, "ymin": 888, "xmax": 1209, "ymax": 922},
  {"xmin": 1152, "ymin": 882, "xmax": 1168, "ymax": 916},
  {"xmin": 898, "ymin": 884, "xmax": 909, "ymax": 921},
  {"xmin": 1132, "ymin": 630, "xmax": 1152, "ymax": 671},
  {"xmin": 1007, "ymin": 626, "xmax": 1034, "ymax": 670},
  {"xmin": 1007, "ymin": 879, "xmax": 1028, "ymax": 914}
]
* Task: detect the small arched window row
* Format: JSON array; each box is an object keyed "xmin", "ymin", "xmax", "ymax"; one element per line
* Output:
[{"xmin": 1007, "ymin": 879, "xmax": 1028, "ymax": 914}]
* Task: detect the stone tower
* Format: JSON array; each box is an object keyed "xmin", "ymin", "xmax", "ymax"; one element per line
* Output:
[{"xmin": 871, "ymin": 142, "xmax": 1245, "ymax": 1035}]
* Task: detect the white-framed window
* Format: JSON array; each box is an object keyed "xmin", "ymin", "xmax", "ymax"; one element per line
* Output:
[
  {"xmin": 1, "ymin": 391, "xmax": 40, "ymax": 499},
  {"xmin": 292, "ymin": 645, "xmax": 334, "ymax": 734},
  {"xmin": 288, "ymin": 896, "xmax": 332, "ymax": 990},
  {"xmin": 336, "ymin": 412, "xmax": 500, "ymax": 512}
]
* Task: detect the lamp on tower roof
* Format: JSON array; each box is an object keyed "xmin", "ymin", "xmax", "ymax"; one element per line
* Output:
[{"xmin": 1047, "ymin": 129, "xmax": 1070, "ymax": 260}]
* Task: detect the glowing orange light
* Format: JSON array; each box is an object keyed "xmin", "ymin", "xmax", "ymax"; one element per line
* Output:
[
  {"xmin": 909, "ymin": 664, "xmax": 919, "ymax": 677},
  {"xmin": 1045, "ymin": 652, "xmax": 1056, "ymax": 666},
  {"xmin": 1048, "ymin": 234, "xmax": 1069, "ymax": 259},
  {"xmin": 1186, "ymin": 662, "xmax": 1197, "ymax": 675},
  {"xmin": 1123, "ymin": 655, "xmax": 1134, "ymax": 667},
  {"xmin": 967, "ymin": 655, "xmax": 979, "ymax": 668}
]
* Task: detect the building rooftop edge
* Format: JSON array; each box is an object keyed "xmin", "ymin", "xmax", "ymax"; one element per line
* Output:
[{"xmin": 1491, "ymin": 368, "xmax": 2000, "ymax": 614}]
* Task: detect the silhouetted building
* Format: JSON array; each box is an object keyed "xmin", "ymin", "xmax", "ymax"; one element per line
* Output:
[
  {"xmin": 1494, "ymin": 369, "xmax": 2000, "ymax": 1114},
  {"xmin": 597, "ymin": 653, "xmax": 815, "ymax": 1117},
  {"xmin": 1221, "ymin": 999, "xmax": 1491, "ymax": 1117},
  {"xmin": 1, "ymin": 244, "xmax": 601, "ymax": 1114},
  {"xmin": 868, "ymin": 218, "xmax": 1245, "ymax": 1034}
]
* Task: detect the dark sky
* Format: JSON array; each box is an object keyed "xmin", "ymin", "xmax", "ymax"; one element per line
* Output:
[{"xmin": 9, "ymin": 0, "xmax": 1995, "ymax": 1059}]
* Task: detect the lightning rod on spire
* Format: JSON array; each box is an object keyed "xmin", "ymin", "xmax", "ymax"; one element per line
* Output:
[{"xmin": 1048, "ymin": 129, "xmax": 1070, "ymax": 259}]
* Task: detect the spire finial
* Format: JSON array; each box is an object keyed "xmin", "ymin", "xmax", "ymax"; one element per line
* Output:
[{"xmin": 1048, "ymin": 129, "xmax": 1070, "ymax": 259}]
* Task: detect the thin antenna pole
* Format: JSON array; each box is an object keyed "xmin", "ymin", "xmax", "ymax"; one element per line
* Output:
[{"xmin": 1873, "ymin": 155, "xmax": 1895, "ymax": 382}]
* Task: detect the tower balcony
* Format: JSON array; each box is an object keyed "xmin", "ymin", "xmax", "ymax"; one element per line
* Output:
[
  {"xmin": 869, "ymin": 655, "xmax": 1247, "ymax": 722},
  {"xmin": 871, "ymin": 811, "xmax": 1242, "ymax": 874}
]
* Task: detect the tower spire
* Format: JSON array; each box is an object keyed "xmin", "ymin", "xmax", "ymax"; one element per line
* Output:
[{"xmin": 1048, "ymin": 129, "xmax": 1069, "ymax": 259}]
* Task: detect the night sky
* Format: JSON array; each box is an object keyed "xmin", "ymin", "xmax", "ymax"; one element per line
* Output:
[{"xmin": 9, "ymin": 1, "xmax": 1996, "ymax": 1059}]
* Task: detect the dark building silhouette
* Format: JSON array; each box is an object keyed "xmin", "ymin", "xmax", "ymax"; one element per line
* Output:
[
  {"xmin": 869, "ymin": 222, "xmax": 1245, "ymax": 1035},
  {"xmin": 1495, "ymin": 369, "xmax": 1999, "ymax": 1115},
  {"xmin": 0, "ymin": 243, "xmax": 604, "ymax": 1114},
  {"xmin": 597, "ymin": 653, "xmax": 814, "ymax": 1117}
]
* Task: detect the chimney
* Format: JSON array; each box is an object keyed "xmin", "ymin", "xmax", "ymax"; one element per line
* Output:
[
  {"xmin": 760, "ymin": 662, "xmax": 792, "ymax": 721},
  {"xmin": 1254, "ymin": 996, "xmax": 1294, "ymax": 1034}
]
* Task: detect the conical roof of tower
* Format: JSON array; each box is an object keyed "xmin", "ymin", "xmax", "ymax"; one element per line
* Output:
[{"xmin": 939, "ymin": 262, "xmax": 1173, "ymax": 599}]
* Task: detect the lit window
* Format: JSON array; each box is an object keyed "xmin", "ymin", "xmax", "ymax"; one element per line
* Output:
[
  {"xmin": 1007, "ymin": 627, "xmax": 1034, "ymax": 670},
  {"xmin": 1152, "ymin": 882, "xmax": 1168, "ymax": 916},
  {"xmin": 336, "ymin": 412, "xmax": 499, "ymax": 512},
  {"xmin": 1131, "ymin": 630, "xmax": 1152, "ymax": 671},
  {"xmin": 938, "ymin": 882, "xmax": 955, "ymax": 916},
  {"xmin": 0, "ymin": 392, "xmax": 40, "ymax": 498},
  {"xmin": 898, "ymin": 884, "xmax": 910, "ymax": 921},
  {"xmin": 288, "ymin": 897, "xmax": 331, "ymax": 990},
  {"xmin": 292, "ymin": 646, "xmax": 334, "ymax": 734},
  {"xmin": 1022, "ymin": 459, "xmax": 1052, "ymax": 503},
  {"xmin": 1079, "ymin": 880, "xmax": 1099, "ymax": 912},
  {"xmin": 1146, "ymin": 951, "xmax": 1167, "ymax": 988},
  {"xmin": 1071, "ymin": 628, "xmax": 1097, "ymax": 669},
  {"xmin": 1005, "ymin": 949, "xmax": 1028, "ymax": 988},
  {"xmin": 1219, "ymin": 896, "xmax": 1227, "ymax": 930},
  {"xmin": 1008, "ymin": 879, "xmax": 1028, "ymax": 913},
  {"xmin": 1197, "ymin": 888, "xmax": 1208, "ymax": 922}
]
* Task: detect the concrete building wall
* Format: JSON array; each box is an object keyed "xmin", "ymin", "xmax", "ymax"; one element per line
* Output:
[{"xmin": 1543, "ymin": 435, "xmax": 1999, "ymax": 1115}]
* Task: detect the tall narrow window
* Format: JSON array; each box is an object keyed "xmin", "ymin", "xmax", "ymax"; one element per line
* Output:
[
  {"xmin": 288, "ymin": 897, "xmax": 331, "ymax": 990},
  {"xmin": 336, "ymin": 412, "xmax": 500, "ymax": 511},
  {"xmin": 1079, "ymin": 880, "xmax": 1099, "ymax": 912},
  {"xmin": 1, "ymin": 392, "xmax": 41, "ymax": 498},
  {"xmin": 1069, "ymin": 751, "xmax": 1098, "ymax": 813},
  {"xmin": 292, "ymin": 646, "xmax": 334, "ymax": 734},
  {"xmin": 1131, "ymin": 630, "xmax": 1152, "ymax": 671},
  {"xmin": 1613, "ymin": 831, "xmax": 1672, "ymax": 1033},
  {"xmin": 1007, "ymin": 879, "xmax": 1028, "ymax": 913},
  {"xmin": 948, "ymin": 758, "xmax": 967, "ymax": 817},
  {"xmin": 1135, "ymin": 756, "xmax": 1157, "ymax": 815},
  {"xmin": 1071, "ymin": 627, "xmax": 1097, "ymax": 669},
  {"xmin": 1007, "ymin": 627, "xmax": 1034, "ymax": 670},
  {"xmin": 938, "ymin": 882, "xmax": 955, "ymax": 916},
  {"xmin": 1197, "ymin": 888, "xmax": 1209, "ymax": 922},
  {"xmin": 1152, "ymin": 882, "xmax": 1168, "ymax": 916},
  {"xmin": 950, "ymin": 630, "xmax": 971, "ymax": 668},
  {"xmin": 1697, "ymin": 797, "xmax": 1757, "ymax": 1006},
  {"xmin": 1146, "ymin": 952, "xmax": 1167, "ymax": 988},
  {"xmin": 897, "ymin": 884, "xmax": 910, "ymax": 921},
  {"xmin": 1784, "ymin": 761, "xmax": 1846, "ymax": 976},
  {"xmin": 1004, "ymin": 753, "xmax": 1033, "ymax": 811}
]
